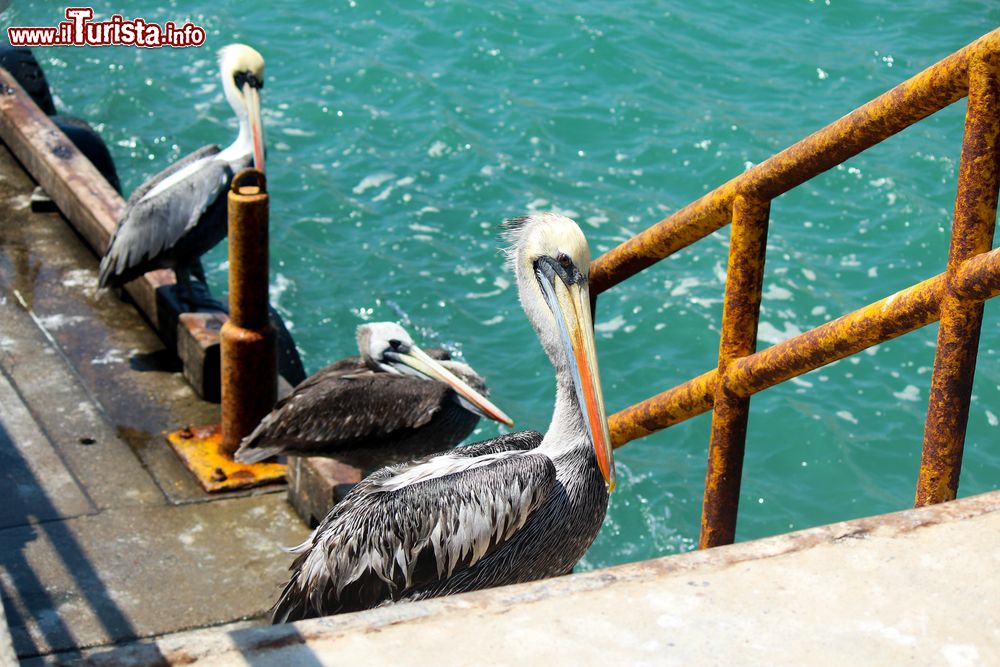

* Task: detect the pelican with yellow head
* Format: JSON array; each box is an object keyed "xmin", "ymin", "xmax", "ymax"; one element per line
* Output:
[
  {"xmin": 99, "ymin": 43, "xmax": 266, "ymax": 306},
  {"xmin": 270, "ymin": 213, "xmax": 616, "ymax": 622}
]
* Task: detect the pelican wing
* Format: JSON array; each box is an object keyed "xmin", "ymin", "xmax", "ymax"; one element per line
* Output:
[
  {"xmin": 98, "ymin": 144, "xmax": 231, "ymax": 287},
  {"xmin": 271, "ymin": 430, "xmax": 549, "ymax": 621},
  {"xmin": 235, "ymin": 361, "xmax": 468, "ymax": 462}
]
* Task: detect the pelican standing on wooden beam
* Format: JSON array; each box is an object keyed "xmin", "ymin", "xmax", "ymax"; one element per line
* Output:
[
  {"xmin": 98, "ymin": 44, "xmax": 266, "ymax": 305},
  {"xmin": 233, "ymin": 321, "xmax": 513, "ymax": 467},
  {"xmin": 271, "ymin": 213, "xmax": 615, "ymax": 621}
]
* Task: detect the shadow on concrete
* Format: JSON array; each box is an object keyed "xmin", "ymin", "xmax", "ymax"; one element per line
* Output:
[
  {"xmin": 226, "ymin": 622, "xmax": 327, "ymax": 667},
  {"xmin": 129, "ymin": 348, "xmax": 183, "ymax": 373},
  {"xmin": 0, "ymin": 419, "xmax": 165, "ymax": 662}
]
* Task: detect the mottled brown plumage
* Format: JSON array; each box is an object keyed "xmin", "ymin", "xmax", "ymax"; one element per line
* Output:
[{"xmin": 234, "ymin": 322, "xmax": 509, "ymax": 468}]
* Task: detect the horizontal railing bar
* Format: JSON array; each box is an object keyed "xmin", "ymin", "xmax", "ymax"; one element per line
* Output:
[
  {"xmin": 725, "ymin": 275, "xmax": 945, "ymax": 397},
  {"xmin": 955, "ymin": 246, "xmax": 1000, "ymax": 300},
  {"xmin": 609, "ymin": 245, "xmax": 1000, "ymax": 447},
  {"xmin": 611, "ymin": 370, "xmax": 716, "ymax": 447},
  {"xmin": 591, "ymin": 28, "xmax": 1000, "ymax": 297}
]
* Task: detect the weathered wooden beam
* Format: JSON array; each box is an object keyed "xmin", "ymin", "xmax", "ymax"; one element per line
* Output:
[
  {"xmin": 178, "ymin": 312, "xmax": 226, "ymax": 401},
  {"xmin": 0, "ymin": 70, "xmax": 122, "ymax": 257},
  {"xmin": 0, "ymin": 64, "xmax": 300, "ymax": 399}
]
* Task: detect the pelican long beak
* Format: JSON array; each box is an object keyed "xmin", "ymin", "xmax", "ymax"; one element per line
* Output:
[
  {"xmin": 540, "ymin": 272, "xmax": 616, "ymax": 491},
  {"xmin": 242, "ymin": 84, "xmax": 265, "ymax": 173},
  {"xmin": 386, "ymin": 345, "xmax": 515, "ymax": 427}
]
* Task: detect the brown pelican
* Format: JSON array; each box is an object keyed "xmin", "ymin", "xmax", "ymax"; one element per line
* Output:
[
  {"xmin": 271, "ymin": 213, "xmax": 615, "ymax": 622},
  {"xmin": 98, "ymin": 44, "xmax": 265, "ymax": 305},
  {"xmin": 233, "ymin": 321, "xmax": 513, "ymax": 467}
]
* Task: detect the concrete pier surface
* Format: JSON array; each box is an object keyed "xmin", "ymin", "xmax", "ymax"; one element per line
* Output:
[
  {"xmin": 68, "ymin": 489, "xmax": 1000, "ymax": 667},
  {"xmin": 0, "ymin": 143, "xmax": 310, "ymax": 662}
]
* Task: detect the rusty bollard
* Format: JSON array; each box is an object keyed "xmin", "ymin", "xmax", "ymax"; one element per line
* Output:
[
  {"xmin": 221, "ymin": 169, "xmax": 278, "ymax": 455},
  {"xmin": 165, "ymin": 169, "xmax": 285, "ymax": 491}
]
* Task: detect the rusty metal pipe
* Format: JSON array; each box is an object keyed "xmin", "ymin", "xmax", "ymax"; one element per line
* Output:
[
  {"xmin": 590, "ymin": 28, "xmax": 1000, "ymax": 296},
  {"xmin": 700, "ymin": 196, "xmax": 770, "ymax": 549},
  {"xmin": 916, "ymin": 53, "xmax": 1000, "ymax": 507},
  {"xmin": 724, "ymin": 273, "xmax": 946, "ymax": 398},
  {"xmin": 610, "ymin": 370, "xmax": 717, "ymax": 447},
  {"xmin": 608, "ymin": 244, "xmax": 1000, "ymax": 448},
  {"xmin": 954, "ymin": 247, "xmax": 1000, "ymax": 301},
  {"xmin": 220, "ymin": 169, "xmax": 277, "ymax": 456}
]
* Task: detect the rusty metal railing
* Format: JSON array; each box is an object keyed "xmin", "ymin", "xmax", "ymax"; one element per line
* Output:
[{"xmin": 592, "ymin": 28, "xmax": 1000, "ymax": 549}]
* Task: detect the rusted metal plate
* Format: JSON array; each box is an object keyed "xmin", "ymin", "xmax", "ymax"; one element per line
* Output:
[
  {"xmin": 166, "ymin": 424, "xmax": 285, "ymax": 493},
  {"xmin": 168, "ymin": 173, "xmax": 280, "ymax": 488}
]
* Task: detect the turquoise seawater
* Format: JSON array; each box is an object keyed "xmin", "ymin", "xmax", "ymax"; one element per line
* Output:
[{"xmin": 6, "ymin": 2, "xmax": 999, "ymax": 568}]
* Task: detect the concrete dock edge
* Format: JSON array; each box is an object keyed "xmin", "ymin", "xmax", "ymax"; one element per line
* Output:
[{"xmin": 66, "ymin": 488, "xmax": 1000, "ymax": 667}]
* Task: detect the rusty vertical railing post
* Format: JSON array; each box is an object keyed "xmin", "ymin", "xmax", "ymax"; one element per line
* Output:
[
  {"xmin": 700, "ymin": 195, "xmax": 770, "ymax": 548},
  {"xmin": 221, "ymin": 169, "xmax": 278, "ymax": 455},
  {"xmin": 916, "ymin": 53, "xmax": 1000, "ymax": 506}
]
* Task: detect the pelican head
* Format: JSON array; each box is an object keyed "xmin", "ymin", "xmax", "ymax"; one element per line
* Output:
[
  {"xmin": 503, "ymin": 213, "xmax": 615, "ymax": 491},
  {"xmin": 356, "ymin": 322, "xmax": 514, "ymax": 426},
  {"xmin": 219, "ymin": 43, "xmax": 265, "ymax": 173}
]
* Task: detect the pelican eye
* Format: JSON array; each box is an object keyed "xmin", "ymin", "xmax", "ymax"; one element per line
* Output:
[
  {"xmin": 535, "ymin": 254, "xmax": 584, "ymax": 288},
  {"xmin": 234, "ymin": 71, "xmax": 264, "ymax": 90},
  {"xmin": 388, "ymin": 339, "xmax": 404, "ymax": 351}
]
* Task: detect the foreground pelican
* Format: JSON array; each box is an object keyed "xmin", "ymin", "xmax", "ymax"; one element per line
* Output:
[
  {"xmin": 98, "ymin": 44, "xmax": 265, "ymax": 304},
  {"xmin": 271, "ymin": 213, "xmax": 615, "ymax": 621},
  {"xmin": 234, "ymin": 322, "xmax": 513, "ymax": 467}
]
